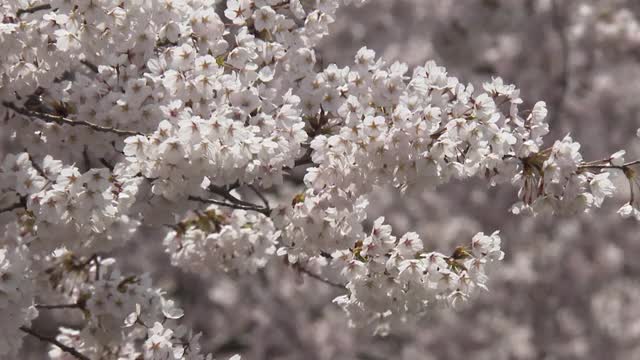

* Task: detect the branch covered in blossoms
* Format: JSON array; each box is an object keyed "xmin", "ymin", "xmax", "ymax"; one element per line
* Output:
[{"xmin": 20, "ymin": 326, "xmax": 90, "ymax": 360}]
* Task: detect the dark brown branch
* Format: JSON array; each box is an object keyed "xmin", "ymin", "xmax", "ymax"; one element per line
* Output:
[
  {"xmin": 94, "ymin": 255, "xmax": 101, "ymax": 281},
  {"xmin": 248, "ymin": 185, "xmax": 270, "ymax": 212},
  {"xmin": 15, "ymin": 4, "xmax": 51, "ymax": 17},
  {"xmin": 82, "ymin": 146, "xmax": 91, "ymax": 171},
  {"xmin": 3, "ymin": 102, "xmax": 142, "ymax": 137},
  {"xmin": 36, "ymin": 303, "xmax": 83, "ymax": 310},
  {"xmin": 0, "ymin": 201, "xmax": 25, "ymax": 214},
  {"xmin": 294, "ymin": 264, "xmax": 346, "ymax": 290},
  {"xmin": 27, "ymin": 153, "xmax": 48, "ymax": 181},
  {"xmin": 78, "ymin": 254, "xmax": 98, "ymax": 269},
  {"xmin": 80, "ymin": 60, "xmax": 99, "ymax": 74},
  {"xmin": 272, "ymin": 1, "xmax": 290, "ymax": 10},
  {"xmin": 20, "ymin": 326, "xmax": 90, "ymax": 360},
  {"xmin": 189, "ymin": 195, "xmax": 271, "ymax": 216},
  {"xmin": 99, "ymin": 158, "xmax": 114, "ymax": 171},
  {"xmin": 208, "ymin": 185, "xmax": 271, "ymax": 212}
]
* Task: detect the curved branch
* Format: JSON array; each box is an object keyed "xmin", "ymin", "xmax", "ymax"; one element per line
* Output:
[
  {"xmin": 3, "ymin": 102, "xmax": 142, "ymax": 137},
  {"xmin": 20, "ymin": 326, "xmax": 90, "ymax": 360},
  {"xmin": 207, "ymin": 184, "xmax": 274, "ymax": 215},
  {"xmin": 0, "ymin": 201, "xmax": 25, "ymax": 214},
  {"xmin": 293, "ymin": 264, "xmax": 346, "ymax": 290}
]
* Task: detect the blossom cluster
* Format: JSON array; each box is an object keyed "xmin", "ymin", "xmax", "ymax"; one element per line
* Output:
[
  {"xmin": 0, "ymin": 152, "xmax": 141, "ymax": 255},
  {"xmin": 43, "ymin": 251, "xmax": 238, "ymax": 360},
  {"xmin": 572, "ymin": 1, "xmax": 640, "ymax": 52},
  {"xmin": 164, "ymin": 205, "xmax": 278, "ymax": 274},
  {"xmin": 333, "ymin": 219, "xmax": 503, "ymax": 334},
  {"xmin": 0, "ymin": 245, "xmax": 37, "ymax": 357}
]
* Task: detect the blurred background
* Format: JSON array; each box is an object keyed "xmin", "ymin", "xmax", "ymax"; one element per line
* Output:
[{"xmin": 17, "ymin": 0, "xmax": 640, "ymax": 359}]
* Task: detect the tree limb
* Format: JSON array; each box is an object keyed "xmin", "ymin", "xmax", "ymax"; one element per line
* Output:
[
  {"xmin": 20, "ymin": 326, "xmax": 90, "ymax": 360},
  {"xmin": 0, "ymin": 201, "xmax": 25, "ymax": 214},
  {"xmin": 15, "ymin": 4, "xmax": 51, "ymax": 17},
  {"xmin": 36, "ymin": 303, "xmax": 83, "ymax": 310},
  {"xmin": 3, "ymin": 102, "xmax": 142, "ymax": 137}
]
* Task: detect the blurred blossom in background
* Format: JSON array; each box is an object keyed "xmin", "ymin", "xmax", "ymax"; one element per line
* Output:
[{"xmin": 12, "ymin": 0, "xmax": 640, "ymax": 359}]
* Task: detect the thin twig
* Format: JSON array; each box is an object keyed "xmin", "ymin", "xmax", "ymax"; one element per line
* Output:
[
  {"xmin": 36, "ymin": 303, "xmax": 83, "ymax": 310},
  {"xmin": 20, "ymin": 326, "xmax": 90, "ymax": 360},
  {"xmin": 579, "ymin": 160, "xmax": 640, "ymax": 171},
  {"xmin": 248, "ymin": 185, "xmax": 270, "ymax": 212},
  {"xmin": 82, "ymin": 146, "xmax": 91, "ymax": 170},
  {"xmin": 94, "ymin": 256, "xmax": 101, "ymax": 281},
  {"xmin": 209, "ymin": 185, "xmax": 271, "ymax": 211},
  {"xmin": 26, "ymin": 153, "xmax": 50, "ymax": 184},
  {"xmin": 78, "ymin": 254, "xmax": 98, "ymax": 269},
  {"xmin": 294, "ymin": 264, "xmax": 346, "ymax": 290},
  {"xmin": 189, "ymin": 195, "xmax": 270, "ymax": 216},
  {"xmin": 3, "ymin": 102, "xmax": 142, "ymax": 137},
  {"xmin": 80, "ymin": 60, "xmax": 99, "ymax": 74}
]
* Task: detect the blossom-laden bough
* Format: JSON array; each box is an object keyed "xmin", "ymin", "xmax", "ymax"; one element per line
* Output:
[{"xmin": 0, "ymin": 0, "xmax": 638, "ymax": 358}]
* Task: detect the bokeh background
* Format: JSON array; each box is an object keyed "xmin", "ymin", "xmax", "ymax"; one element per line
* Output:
[{"xmin": 17, "ymin": 0, "xmax": 640, "ymax": 359}]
